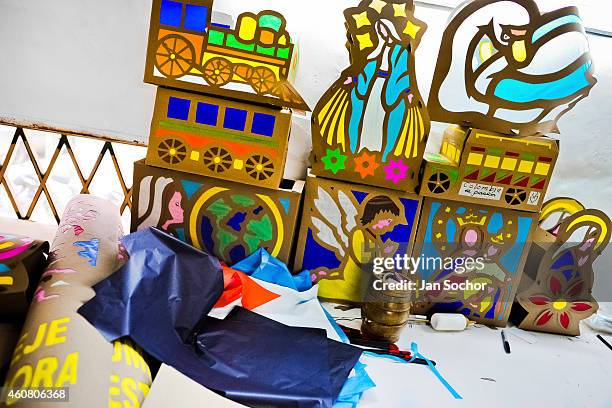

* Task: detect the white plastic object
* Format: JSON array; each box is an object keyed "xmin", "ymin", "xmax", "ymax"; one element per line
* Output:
[{"xmin": 430, "ymin": 313, "xmax": 469, "ymax": 331}]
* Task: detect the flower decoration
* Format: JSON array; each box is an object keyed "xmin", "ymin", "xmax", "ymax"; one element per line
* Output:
[
  {"xmin": 383, "ymin": 159, "xmax": 410, "ymax": 184},
  {"xmin": 529, "ymin": 275, "xmax": 594, "ymax": 330},
  {"xmin": 321, "ymin": 148, "xmax": 347, "ymax": 175},
  {"xmin": 353, "ymin": 151, "xmax": 379, "ymax": 179}
]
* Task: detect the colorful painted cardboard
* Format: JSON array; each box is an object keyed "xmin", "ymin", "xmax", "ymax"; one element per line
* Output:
[
  {"xmin": 419, "ymin": 126, "xmax": 558, "ymax": 212},
  {"xmin": 132, "ymin": 159, "xmax": 303, "ymax": 265},
  {"xmin": 294, "ymin": 173, "xmax": 422, "ymax": 303},
  {"xmin": 145, "ymin": 0, "xmax": 309, "ymax": 111},
  {"xmin": 310, "ymin": 0, "xmax": 430, "ymax": 192},
  {"xmin": 2, "ymin": 196, "xmax": 151, "ymax": 407},
  {"xmin": 146, "ymin": 88, "xmax": 292, "ymax": 188},
  {"xmin": 512, "ymin": 201, "xmax": 611, "ymax": 336},
  {"xmin": 0, "ymin": 234, "xmax": 48, "ymax": 320},
  {"xmin": 428, "ymin": 0, "xmax": 596, "ymax": 136},
  {"xmin": 411, "ymin": 197, "xmax": 536, "ymax": 326}
]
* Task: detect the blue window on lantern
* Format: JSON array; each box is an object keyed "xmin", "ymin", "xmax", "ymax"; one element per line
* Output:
[
  {"xmin": 160, "ymin": 0, "xmax": 182, "ymax": 28},
  {"xmin": 196, "ymin": 102, "xmax": 219, "ymax": 126},
  {"xmin": 167, "ymin": 97, "xmax": 191, "ymax": 120},
  {"xmin": 251, "ymin": 113, "xmax": 276, "ymax": 137},
  {"xmin": 184, "ymin": 4, "xmax": 208, "ymax": 32},
  {"xmin": 223, "ymin": 108, "xmax": 247, "ymax": 131}
]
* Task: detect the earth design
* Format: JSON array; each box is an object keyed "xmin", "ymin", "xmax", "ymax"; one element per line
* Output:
[{"xmin": 196, "ymin": 192, "xmax": 280, "ymax": 264}]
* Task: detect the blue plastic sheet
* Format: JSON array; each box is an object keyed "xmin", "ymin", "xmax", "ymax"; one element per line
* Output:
[{"xmin": 79, "ymin": 229, "xmax": 362, "ymax": 408}]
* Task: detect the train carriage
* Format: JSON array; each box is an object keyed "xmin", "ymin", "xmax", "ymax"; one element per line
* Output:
[
  {"xmin": 146, "ymin": 88, "xmax": 292, "ymax": 188},
  {"xmin": 420, "ymin": 126, "xmax": 559, "ymax": 212},
  {"xmin": 146, "ymin": 0, "xmax": 309, "ymax": 110}
]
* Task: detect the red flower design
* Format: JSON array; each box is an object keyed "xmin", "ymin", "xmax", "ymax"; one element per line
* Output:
[{"xmin": 529, "ymin": 276, "xmax": 593, "ymax": 330}]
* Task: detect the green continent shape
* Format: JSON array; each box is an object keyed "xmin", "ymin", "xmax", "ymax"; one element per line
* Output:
[
  {"xmin": 217, "ymin": 229, "xmax": 237, "ymax": 255},
  {"xmin": 243, "ymin": 215, "xmax": 273, "ymax": 252},
  {"xmin": 208, "ymin": 199, "xmax": 232, "ymax": 224},
  {"xmin": 231, "ymin": 194, "xmax": 255, "ymax": 207}
]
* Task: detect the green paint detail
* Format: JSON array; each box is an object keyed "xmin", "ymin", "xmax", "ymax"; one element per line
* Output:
[
  {"xmin": 231, "ymin": 194, "xmax": 255, "ymax": 207},
  {"xmin": 497, "ymin": 171, "xmax": 508, "ymax": 180},
  {"xmin": 159, "ymin": 121, "xmax": 279, "ymax": 147},
  {"xmin": 447, "ymin": 168, "xmax": 460, "ymax": 183},
  {"xmin": 277, "ymin": 47, "xmax": 290, "ymax": 59},
  {"xmin": 521, "ymin": 152, "xmax": 536, "ymax": 161},
  {"xmin": 480, "ymin": 168, "xmax": 491, "ymax": 178},
  {"xmin": 226, "ymin": 34, "xmax": 255, "ymax": 51},
  {"xmin": 209, "ymin": 199, "xmax": 232, "ymax": 224},
  {"xmin": 256, "ymin": 45, "xmax": 276, "ymax": 56},
  {"xmin": 530, "ymin": 176, "xmax": 543, "ymax": 185},
  {"xmin": 208, "ymin": 30, "xmax": 225, "ymax": 45},
  {"xmin": 259, "ymin": 14, "xmax": 282, "ymax": 31},
  {"xmin": 426, "ymin": 153, "xmax": 452, "ymax": 165},
  {"xmin": 321, "ymin": 148, "xmax": 347, "ymax": 174},
  {"xmin": 488, "ymin": 148, "xmax": 503, "ymax": 156},
  {"xmin": 217, "ymin": 229, "xmax": 238, "ymax": 255},
  {"xmin": 511, "ymin": 174, "xmax": 524, "ymax": 184},
  {"xmin": 243, "ymin": 215, "xmax": 273, "ymax": 252}
]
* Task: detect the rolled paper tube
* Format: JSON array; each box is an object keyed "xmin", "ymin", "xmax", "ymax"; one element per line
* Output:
[
  {"xmin": 430, "ymin": 314, "xmax": 469, "ymax": 331},
  {"xmin": 2, "ymin": 195, "xmax": 152, "ymax": 407}
]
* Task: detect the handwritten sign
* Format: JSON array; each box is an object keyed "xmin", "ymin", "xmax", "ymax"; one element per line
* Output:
[{"xmin": 459, "ymin": 182, "xmax": 503, "ymax": 201}]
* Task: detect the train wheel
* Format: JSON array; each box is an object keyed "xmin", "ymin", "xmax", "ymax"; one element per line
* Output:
[
  {"xmin": 505, "ymin": 188, "xmax": 527, "ymax": 206},
  {"xmin": 249, "ymin": 67, "xmax": 276, "ymax": 95},
  {"xmin": 158, "ymin": 138, "xmax": 187, "ymax": 165},
  {"xmin": 203, "ymin": 58, "xmax": 233, "ymax": 87},
  {"xmin": 245, "ymin": 155, "xmax": 275, "ymax": 181},
  {"xmin": 203, "ymin": 147, "xmax": 232, "ymax": 173},
  {"xmin": 427, "ymin": 172, "xmax": 451, "ymax": 194},
  {"xmin": 155, "ymin": 35, "xmax": 195, "ymax": 79}
]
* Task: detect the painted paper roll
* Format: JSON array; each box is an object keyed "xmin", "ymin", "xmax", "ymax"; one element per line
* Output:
[{"xmin": 2, "ymin": 195, "xmax": 152, "ymax": 407}]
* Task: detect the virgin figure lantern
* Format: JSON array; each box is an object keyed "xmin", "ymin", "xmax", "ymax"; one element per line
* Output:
[
  {"xmin": 428, "ymin": 0, "xmax": 596, "ymax": 136},
  {"xmin": 310, "ymin": 0, "xmax": 430, "ymax": 192}
]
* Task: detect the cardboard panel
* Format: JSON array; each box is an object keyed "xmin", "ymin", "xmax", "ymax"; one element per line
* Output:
[
  {"xmin": 419, "ymin": 126, "xmax": 558, "ymax": 212},
  {"xmin": 310, "ymin": 0, "xmax": 430, "ymax": 193},
  {"xmin": 146, "ymin": 88, "xmax": 292, "ymax": 189},
  {"xmin": 132, "ymin": 159, "xmax": 303, "ymax": 265},
  {"xmin": 144, "ymin": 0, "xmax": 309, "ymax": 111},
  {"xmin": 411, "ymin": 197, "xmax": 537, "ymax": 326},
  {"xmin": 512, "ymin": 202, "xmax": 611, "ymax": 336},
  {"xmin": 427, "ymin": 0, "xmax": 596, "ymax": 136},
  {"xmin": 294, "ymin": 173, "xmax": 422, "ymax": 304},
  {"xmin": 0, "ymin": 234, "xmax": 48, "ymax": 320}
]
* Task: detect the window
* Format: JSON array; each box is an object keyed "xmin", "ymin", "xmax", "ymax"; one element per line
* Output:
[
  {"xmin": 167, "ymin": 97, "xmax": 191, "ymax": 120},
  {"xmin": 160, "ymin": 0, "xmax": 183, "ymax": 28},
  {"xmin": 251, "ymin": 113, "xmax": 276, "ymax": 137},
  {"xmin": 223, "ymin": 108, "xmax": 247, "ymax": 131},
  {"xmin": 467, "ymin": 152, "xmax": 483, "ymax": 166},
  {"xmin": 184, "ymin": 4, "xmax": 208, "ymax": 32},
  {"xmin": 484, "ymin": 155, "xmax": 500, "ymax": 168},
  {"xmin": 196, "ymin": 102, "xmax": 219, "ymax": 126}
]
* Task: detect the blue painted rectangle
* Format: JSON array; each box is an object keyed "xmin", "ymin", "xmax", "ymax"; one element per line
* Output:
[
  {"xmin": 167, "ymin": 97, "xmax": 191, "ymax": 120},
  {"xmin": 223, "ymin": 108, "xmax": 247, "ymax": 131},
  {"xmin": 196, "ymin": 102, "xmax": 219, "ymax": 126},
  {"xmin": 160, "ymin": 0, "xmax": 183, "ymax": 27},
  {"xmin": 251, "ymin": 113, "xmax": 276, "ymax": 137},
  {"xmin": 184, "ymin": 4, "xmax": 208, "ymax": 32}
]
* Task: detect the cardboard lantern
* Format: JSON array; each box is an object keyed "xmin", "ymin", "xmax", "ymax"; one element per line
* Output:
[
  {"xmin": 2, "ymin": 196, "xmax": 151, "ymax": 407},
  {"xmin": 294, "ymin": 173, "xmax": 422, "ymax": 303},
  {"xmin": 419, "ymin": 126, "xmax": 558, "ymax": 212},
  {"xmin": 144, "ymin": 0, "xmax": 309, "ymax": 111},
  {"xmin": 427, "ymin": 0, "xmax": 596, "ymax": 136},
  {"xmin": 146, "ymin": 88, "xmax": 292, "ymax": 188},
  {"xmin": 0, "ymin": 234, "xmax": 48, "ymax": 320},
  {"xmin": 411, "ymin": 197, "xmax": 537, "ymax": 326},
  {"xmin": 511, "ymin": 199, "xmax": 611, "ymax": 336},
  {"xmin": 132, "ymin": 159, "xmax": 304, "ymax": 265},
  {"xmin": 310, "ymin": 0, "xmax": 430, "ymax": 193}
]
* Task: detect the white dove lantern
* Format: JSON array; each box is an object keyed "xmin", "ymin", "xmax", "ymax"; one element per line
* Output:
[{"xmin": 427, "ymin": 0, "xmax": 596, "ymax": 136}]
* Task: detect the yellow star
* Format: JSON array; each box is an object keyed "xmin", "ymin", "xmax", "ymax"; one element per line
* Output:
[
  {"xmin": 393, "ymin": 4, "xmax": 407, "ymax": 17},
  {"xmin": 404, "ymin": 20, "xmax": 421, "ymax": 39},
  {"xmin": 352, "ymin": 11, "xmax": 371, "ymax": 29},
  {"xmin": 369, "ymin": 0, "xmax": 386, "ymax": 13},
  {"xmin": 356, "ymin": 33, "xmax": 373, "ymax": 50}
]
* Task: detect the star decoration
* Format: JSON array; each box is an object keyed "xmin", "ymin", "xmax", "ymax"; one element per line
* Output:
[
  {"xmin": 404, "ymin": 20, "xmax": 421, "ymax": 39},
  {"xmin": 321, "ymin": 148, "xmax": 347, "ymax": 175},
  {"xmin": 393, "ymin": 4, "xmax": 407, "ymax": 17},
  {"xmin": 353, "ymin": 151, "xmax": 380, "ymax": 179},
  {"xmin": 384, "ymin": 159, "xmax": 410, "ymax": 184},
  {"xmin": 356, "ymin": 33, "xmax": 373, "ymax": 50},
  {"xmin": 369, "ymin": 0, "xmax": 387, "ymax": 13},
  {"xmin": 352, "ymin": 11, "xmax": 371, "ymax": 29}
]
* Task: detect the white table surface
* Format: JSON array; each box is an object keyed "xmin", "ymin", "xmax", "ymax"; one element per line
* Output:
[{"xmin": 324, "ymin": 304, "xmax": 612, "ymax": 408}]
